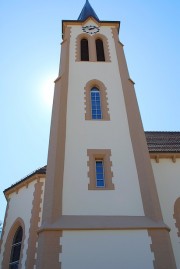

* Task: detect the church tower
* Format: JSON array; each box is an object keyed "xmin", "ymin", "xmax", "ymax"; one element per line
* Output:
[{"xmin": 36, "ymin": 1, "xmax": 176, "ymax": 268}]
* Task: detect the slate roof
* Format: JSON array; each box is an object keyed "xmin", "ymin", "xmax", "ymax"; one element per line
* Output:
[
  {"xmin": 4, "ymin": 132, "xmax": 180, "ymax": 193},
  {"xmin": 78, "ymin": 0, "xmax": 99, "ymax": 21}
]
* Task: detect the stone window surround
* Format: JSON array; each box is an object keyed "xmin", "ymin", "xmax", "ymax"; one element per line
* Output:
[
  {"xmin": 9, "ymin": 226, "xmax": 23, "ymax": 267},
  {"xmin": 84, "ymin": 79, "xmax": 110, "ymax": 121},
  {"xmin": 1, "ymin": 218, "xmax": 25, "ymax": 269},
  {"xmin": 75, "ymin": 32, "xmax": 111, "ymax": 62},
  {"xmin": 87, "ymin": 149, "xmax": 114, "ymax": 190}
]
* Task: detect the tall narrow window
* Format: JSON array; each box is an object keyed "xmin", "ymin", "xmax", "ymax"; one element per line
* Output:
[
  {"xmin": 87, "ymin": 149, "xmax": 114, "ymax": 190},
  {"xmin": 84, "ymin": 80, "xmax": 110, "ymax": 121},
  {"xmin": 9, "ymin": 226, "xmax": 23, "ymax": 269},
  {"xmin": 81, "ymin": 39, "xmax": 89, "ymax": 61},
  {"xmin": 90, "ymin": 87, "xmax": 102, "ymax": 119},
  {"xmin": 95, "ymin": 160, "xmax": 105, "ymax": 187},
  {"xmin": 96, "ymin": 39, "xmax": 105, "ymax": 61}
]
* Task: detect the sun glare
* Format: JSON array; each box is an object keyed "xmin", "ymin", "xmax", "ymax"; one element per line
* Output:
[{"xmin": 40, "ymin": 76, "xmax": 55, "ymax": 108}]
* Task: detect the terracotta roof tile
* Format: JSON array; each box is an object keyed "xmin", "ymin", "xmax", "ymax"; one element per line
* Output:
[{"xmin": 145, "ymin": 131, "xmax": 180, "ymax": 153}]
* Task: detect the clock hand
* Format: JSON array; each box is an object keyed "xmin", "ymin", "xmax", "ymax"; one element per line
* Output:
[{"xmin": 89, "ymin": 27, "xmax": 95, "ymax": 30}]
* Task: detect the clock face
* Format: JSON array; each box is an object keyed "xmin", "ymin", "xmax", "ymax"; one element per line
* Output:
[{"xmin": 82, "ymin": 25, "xmax": 100, "ymax": 35}]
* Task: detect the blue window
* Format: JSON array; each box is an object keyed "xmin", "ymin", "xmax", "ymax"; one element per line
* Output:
[
  {"xmin": 91, "ymin": 87, "xmax": 102, "ymax": 119},
  {"xmin": 96, "ymin": 160, "xmax": 105, "ymax": 187}
]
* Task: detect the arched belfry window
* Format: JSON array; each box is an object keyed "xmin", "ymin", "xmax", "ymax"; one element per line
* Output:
[
  {"xmin": 96, "ymin": 39, "xmax": 105, "ymax": 61},
  {"xmin": 9, "ymin": 226, "xmax": 23, "ymax": 269},
  {"xmin": 90, "ymin": 87, "xmax": 102, "ymax": 119},
  {"xmin": 81, "ymin": 38, "xmax": 89, "ymax": 61},
  {"xmin": 76, "ymin": 34, "xmax": 110, "ymax": 62}
]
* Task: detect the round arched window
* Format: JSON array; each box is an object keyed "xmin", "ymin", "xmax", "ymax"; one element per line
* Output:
[{"xmin": 9, "ymin": 226, "xmax": 23, "ymax": 269}]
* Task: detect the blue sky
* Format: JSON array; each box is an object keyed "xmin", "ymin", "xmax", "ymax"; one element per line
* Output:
[{"xmin": 0, "ymin": 0, "xmax": 179, "ymax": 221}]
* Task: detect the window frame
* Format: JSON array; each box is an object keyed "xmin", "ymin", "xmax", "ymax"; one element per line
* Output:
[
  {"xmin": 95, "ymin": 159, "xmax": 105, "ymax": 188},
  {"xmin": 76, "ymin": 33, "xmax": 110, "ymax": 62},
  {"xmin": 95, "ymin": 38, "xmax": 105, "ymax": 62},
  {"xmin": 1, "ymin": 218, "xmax": 25, "ymax": 269},
  {"xmin": 84, "ymin": 80, "xmax": 110, "ymax": 121},
  {"xmin": 9, "ymin": 226, "xmax": 23, "ymax": 269},
  {"xmin": 87, "ymin": 149, "xmax": 114, "ymax": 190},
  {"xmin": 80, "ymin": 38, "xmax": 89, "ymax": 61},
  {"xmin": 90, "ymin": 87, "xmax": 102, "ymax": 120}
]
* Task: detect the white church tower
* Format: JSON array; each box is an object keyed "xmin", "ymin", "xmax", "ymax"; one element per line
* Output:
[
  {"xmin": 1, "ymin": 1, "xmax": 178, "ymax": 269},
  {"xmin": 35, "ymin": 1, "xmax": 176, "ymax": 268}
]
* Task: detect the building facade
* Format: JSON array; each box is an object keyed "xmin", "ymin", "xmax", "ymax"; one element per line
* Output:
[{"xmin": 0, "ymin": 1, "xmax": 180, "ymax": 268}]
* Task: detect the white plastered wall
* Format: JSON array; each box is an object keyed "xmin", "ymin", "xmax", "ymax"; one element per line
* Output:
[
  {"xmin": 151, "ymin": 158, "xmax": 180, "ymax": 268},
  {"xmin": 62, "ymin": 21, "xmax": 145, "ymax": 216},
  {"xmin": 0, "ymin": 178, "xmax": 45, "ymax": 268},
  {"xmin": 60, "ymin": 230, "xmax": 154, "ymax": 269}
]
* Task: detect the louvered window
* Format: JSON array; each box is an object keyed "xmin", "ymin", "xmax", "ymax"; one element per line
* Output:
[
  {"xmin": 81, "ymin": 39, "xmax": 89, "ymax": 61},
  {"xmin": 96, "ymin": 39, "xmax": 105, "ymax": 61}
]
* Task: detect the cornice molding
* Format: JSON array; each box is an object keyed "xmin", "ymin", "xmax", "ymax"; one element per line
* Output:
[
  {"xmin": 37, "ymin": 216, "xmax": 170, "ymax": 233},
  {"xmin": 149, "ymin": 153, "xmax": 180, "ymax": 163}
]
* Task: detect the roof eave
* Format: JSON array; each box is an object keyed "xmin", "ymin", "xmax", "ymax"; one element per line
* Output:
[{"xmin": 4, "ymin": 167, "xmax": 46, "ymax": 197}]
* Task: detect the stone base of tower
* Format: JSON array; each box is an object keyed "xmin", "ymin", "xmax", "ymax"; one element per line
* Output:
[
  {"xmin": 36, "ymin": 230, "xmax": 62, "ymax": 269},
  {"xmin": 36, "ymin": 228, "xmax": 176, "ymax": 269}
]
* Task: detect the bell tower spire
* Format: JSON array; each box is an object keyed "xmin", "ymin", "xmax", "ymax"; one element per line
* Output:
[{"xmin": 78, "ymin": 0, "xmax": 99, "ymax": 21}]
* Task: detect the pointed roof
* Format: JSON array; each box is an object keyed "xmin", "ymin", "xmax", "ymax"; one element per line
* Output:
[{"xmin": 78, "ymin": 0, "xmax": 99, "ymax": 21}]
